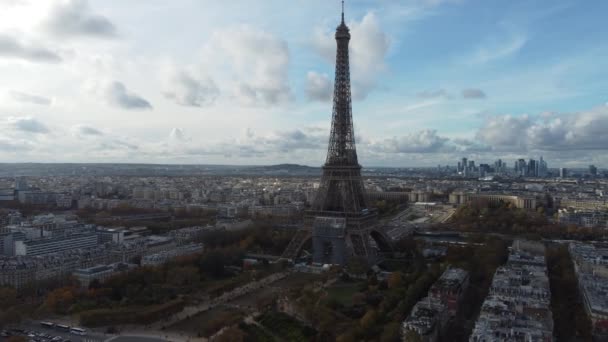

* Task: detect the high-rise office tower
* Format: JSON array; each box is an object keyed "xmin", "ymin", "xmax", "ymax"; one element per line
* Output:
[
  {"xmin": 538, "ymin": 156, "xmax": 548, "ymax": 177},
  {"xmin": 589, "ymin": 165, "xmax": 598, "ymax": 177},
  {"xmin": 528, "ymin": 159, "xmax": 537, "ymax": 177}
]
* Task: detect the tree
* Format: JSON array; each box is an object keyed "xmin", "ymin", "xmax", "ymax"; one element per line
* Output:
[
  {"xmin": 7, "ymin": 337, "xmax": 27, "ymax": 342},
  {"xmin": 404, "ymin": 329, "xmax": 422, "ymax": 342},
  {"xmin": 546, "ymin": 245, "xmax": 593, "ymax": 341},
  {"xmin": 167, "ymin": 266, "xmax": 200, "ymax": 287},
  {"xmin": 394, "ymin": 237, "xmax": 417, "ymax": 254},
  {"xmin": 44, "ymin": 287, "xmax": 76, "ymax": 314},
  {"xmin": 387, "ymin": 272, "xmax": 403, "ymax": 289},
  {"xmin": 346, "ymin": 257, "xmax": 369, "ymax": 276},
  {"xmin": 88, "ymin": 279, "xmax": 102, "ymax": 290},
  {"xmin": 360, "ymin": 309, "xmax": 378, "ymax": 329},
  {"xmin": 336, "ymin": 332, "xmax": 357, "ymax": 342},
  {"xmin": 0, "ymin": 287, "xmax": 17, "ymax": 309},
  {"xmin": 380, "ymin": 322, "xmax": 401, "ymax": 342},
  {"xmin": 0, "ymin": 307, "xmax": 23, "ymax": 327}
]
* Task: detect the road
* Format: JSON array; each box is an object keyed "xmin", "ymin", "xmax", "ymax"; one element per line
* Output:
[
  {"xmin": 1, "ymin": 323, "xmax": 106, "ymax": 342},
  {"xmin": 106, "ymin": 337, "xmax": 167, "ymax": 342},
  {"xmin": 2, "ymin": 323, "xmax": 176, "ymax": 342}
]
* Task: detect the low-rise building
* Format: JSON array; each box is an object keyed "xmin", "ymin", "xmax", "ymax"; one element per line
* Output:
[
  {"xmin": 0, "ymin": 245, "xmax": 118, "ymax": 289},
  {"xmin": 558, "ymin": 208, "xmax": 608, "ymax": 228},
  {"xmin": 168, "ymin": 225, "xmax": 213, "ymax": 244},
  {"xmin": 428, "ymin": 267, "xmax": 469, "ymax": 316},
  {"xmin": 402, "ymin": 296, "xmax": 448, "ymax": 342},
  {"xmin": 449, "ymin": 191, "xmax": 537, "ymax": 210},
  {"xmin": 569, "ymin": 242, "xmax": 608, "ymax": 338},
  {"xmin": 73, "ymin": 262, "xmax": 136, "ymax": 288},
  {"xmin": 0, "ymin": 188, "xmax": 15, "ymax": 201},
  {"xmin": 402, "ymin": 267, "xmax": 469, "ymax": 341},
  {"xmin": 14, "ymin": 232, "xmax": 98, "ymax": 256},
  {"xmin": 469, "ymin": 241, "xmax": 553, "ymax": 342},
  {"xmin": 141, "ymin": 243, "xmax": 204, "ymax": 266}
]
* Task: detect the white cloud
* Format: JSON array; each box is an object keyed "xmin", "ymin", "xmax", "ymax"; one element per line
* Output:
[
  {"xmin": 475, "ymin": 105, "xmax": 608, "ymax": 152},
  {"xmin": 105, "ymin": 81, "xmax": 152, "ymax": 110},
  {"xmin": 312, "ymin": 12, "xmax": 390, "ymax": 100},
  {"xmin": 10, "ymin": 90, "xmax": 52, "ymax": 105},
  {"xmin": 476, "ymin": 114, "xmax": 530, "ymax": 151},
  {"xmin": 169, "ymin": 128, "xmax": 188, "ymax": 142},
  {"xmin": 467, "ymin": 33, "xmax": 527, "ymax": 64},
  {"xmin": 417, "ymin": 89, "xmax": 449, "ymax": 99},
  {"xmin": 462, "ymin": 88, "xmax": 487, "ymax": 99},
  {"xmin": 529, "ymin": 106, "xmax": 608, "ymax": 151},
  {"xmin": 0, "ymin": 137, "xmax": 32, "ymax": 152},
  {"xmin": 206, "ymin": 26, "xmax": 292, "ymax": 105},
  {"xmin": 163, "ymin": 70, "xmax": 219, "ymax": 107},
  {"xmin": 6, "ymin": 116, "xmax": 49, "ymax": 134},
  {"xmin": 44, "ymin": 0, "xmax": 117, "ymax": 38},
  {"xmin": 305, "ymin": 71, "xmax": 332, "ymax": 102},
  {"xmin": 72, "ymin": 124, "xmax": 103, "ymax": 137},
  {"xmin": 0, "ymin": 34, "xmax": 61, "ymax": 63},
  {"xmin": 349, "ymin": 13, "xmax": 391, "ymax": 99},
  {"xmin": 369, "ymin": 129, "xmax": 450, "ymax": 153}
]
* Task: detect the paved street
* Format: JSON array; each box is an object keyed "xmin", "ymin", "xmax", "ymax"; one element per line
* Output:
[
  {"xmin": 107, "ymin": 337, "xmax": 167, "ymax": 342},
  {"xmin": 1, "ymin": 324, "xmax": 105, "ymax": 342}
]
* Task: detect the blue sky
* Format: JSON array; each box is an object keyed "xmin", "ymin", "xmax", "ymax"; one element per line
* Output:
[{"xmin": 0, "ymin": 0, "xmax": 607, "ymax": 167}]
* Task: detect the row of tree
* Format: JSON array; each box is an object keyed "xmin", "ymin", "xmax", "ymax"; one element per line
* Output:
[
  {"xmin": 2, "ymin": 222, "xmax": 294, "ymax": 329},
  {"xmin": 449, "ymin": 201, "xmax": 606, "ymax": 240},
  {"xmin": 546, "ymin": 245, "xmax": 593, "ymax": 340}
]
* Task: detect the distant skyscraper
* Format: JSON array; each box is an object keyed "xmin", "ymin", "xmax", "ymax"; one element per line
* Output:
[
  {"xmin": 589, "ymin": 165, "xmax": 598, "ymax": 177},
  {"xmin": 494, "ymin": 159, "xmax": 504, "ymax": 174},
  {"xmin": 479, "ymin": 164, "xmax": 491, "ymax": 177},
  {"xmin": 560, "ymin": 168, "xmax": 568, "ymax": 179},
  {"xmin": 516, "ymin": 159, "xmax": 527, "ymax": 177},
  {"xmin": 528, "ymin": 159, "xmax": 537, "ymax": 177},
  {"xmin": 538, "ymin": 156, "xmax": 548, "ymax": 178},
  {"xmin": 14, "ymin": 177, "xmax": 27, "ymax": 191}
]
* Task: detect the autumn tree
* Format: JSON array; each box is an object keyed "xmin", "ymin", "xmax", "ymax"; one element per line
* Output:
[
  {"xmin": 167, "ymin": 266, "xmax": 200, "ymax": 287},
  {"xmin": 380, "ymin": 321, "xmax": 402, "ymax": 342},
  {"xmin": 404, "ymin": 329, "xmax": 423, "ymax": 342},
  {"xmin": 387, "ymin": 272, "xmax": 403, "ymax": 289},
  {"xmin": 44, "ymin": 287, "xmax": 76, "ymax": 314},
  {"xmin": 360, "ymin": 309, "xmax": 378, "ymax": 330},
  {"xmin": 0, "ymin": 287, "xmax": 17, "ymax": 309},
  {"xmin": 216, "ymin": 326, "xmax": 245, "ymax": 342}
]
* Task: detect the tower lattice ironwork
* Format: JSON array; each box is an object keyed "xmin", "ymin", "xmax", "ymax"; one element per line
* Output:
[
  {"xmin": 312, "ymin": 3, "xmax": 367, "ymax": 215},
  {"xmin": 282, "ymin": 2, "xmax": 390, "ymax": 265}
]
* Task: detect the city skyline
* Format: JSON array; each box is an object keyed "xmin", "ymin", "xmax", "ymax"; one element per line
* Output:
[{"xmin": 0, "ymin": 0, "xmax": 607, "ymax": 167}]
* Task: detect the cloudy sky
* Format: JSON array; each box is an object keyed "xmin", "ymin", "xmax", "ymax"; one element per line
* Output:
[{"xmin": 1, "ymin": 0, "xmax": 607, "ymax": 167}]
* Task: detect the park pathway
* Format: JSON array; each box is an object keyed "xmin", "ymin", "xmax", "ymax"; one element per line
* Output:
[{"xmin": 149, "ymin": 271, "xmax": 290, "ymax": 331}]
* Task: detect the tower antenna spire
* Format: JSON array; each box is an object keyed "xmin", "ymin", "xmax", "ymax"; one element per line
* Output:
[{"xmin": 341, "ymin": 0, "xmax": 345, "ymax": 23}]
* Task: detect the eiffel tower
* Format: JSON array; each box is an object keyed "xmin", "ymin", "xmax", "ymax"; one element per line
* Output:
[{"xmin": 282, "ymin": 2, "xmax": 391, "ymax": 265}]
